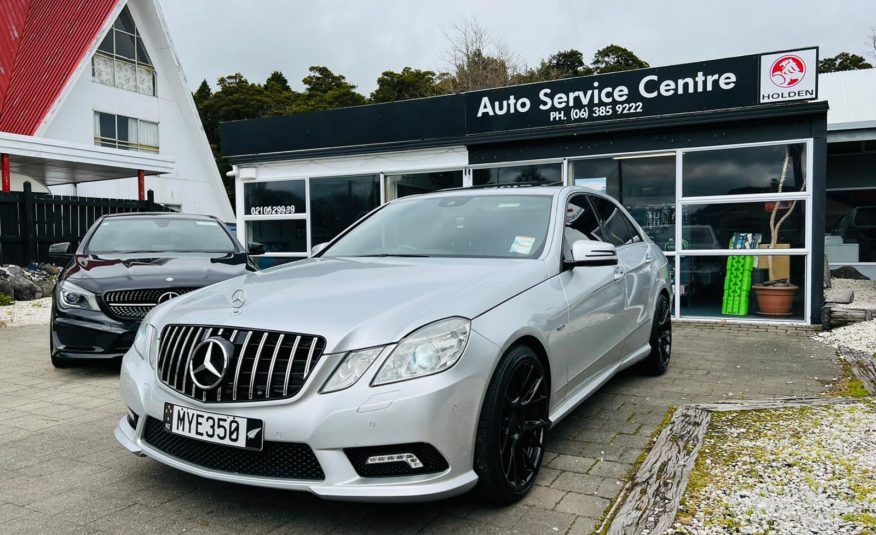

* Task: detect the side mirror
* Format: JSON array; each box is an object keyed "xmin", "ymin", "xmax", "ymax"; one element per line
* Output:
[
  {"xmin": 48, "ymin": 242, "xmax": 73, "ymax": 258},
  {"xmin": 247, "ymin": 242, "xmax": 265, "ymax": 256},
  {"xmin": 310, "ymin": 242, "xmax": 329, "ymax": 257},
  {"xmin": 569, "ymin": 240, "xmax": 618, "ymax": 267}
]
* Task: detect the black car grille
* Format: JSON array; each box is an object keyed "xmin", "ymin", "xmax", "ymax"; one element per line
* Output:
[
  {"xmin": 142, "ymin": 417, "xmax": 324, "ymax": 480},
  {"xmin": 156, "ymin": 325, "xmax": 326, "ymax": 403},
  {"xmin": 345, "ymin": 443, "xmax": 449, "ymax": 478},
  {"xmin": 104, "ymin": 288, "xmax": 198, "ymax": 320}
]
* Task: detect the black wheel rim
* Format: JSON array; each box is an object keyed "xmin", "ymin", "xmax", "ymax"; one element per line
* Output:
[
  {"xmin": 657, "ymin": 298, "xmax": 672, "ymax": 368},
  {"xmin": 498, "ymin": 359, "xmax": 549, "ymax": 492}
]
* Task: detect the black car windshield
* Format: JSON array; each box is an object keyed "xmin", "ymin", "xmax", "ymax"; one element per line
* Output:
[
  {"xmin": 86, "ymin": 218, "xmax": 236, "ymax": 254},
  {"xmin": 323, "ymin": 194, "xmax": 553, "ymax": 259}
]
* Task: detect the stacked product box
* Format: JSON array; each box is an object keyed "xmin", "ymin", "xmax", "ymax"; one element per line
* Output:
[{"xmin": 722, "ymin": 255, "xmax": 755, "ymax": 316}]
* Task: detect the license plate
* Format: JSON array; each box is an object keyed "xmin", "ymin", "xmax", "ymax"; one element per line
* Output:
[{"xmin": 163, "ymin": 403, "xmax": 263, "ymax": 450}]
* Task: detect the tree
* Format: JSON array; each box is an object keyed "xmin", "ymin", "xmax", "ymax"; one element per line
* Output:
[
  {"xmin": 296, "ymin": 66, "xmax": 366, "ymax": 111},
  {"xmin": 263, "ymin": 71, "xmax": 298, "ymax": 115},
  {"xmin": 370, "ymin": 67, "xmax": 440, "ymax": 103},
  {"xmin": 517, "ymin": 49, "xmax": 593, "ymax": 83},
  {"xmin": 590, "ymin": 44, "xmax": 649, "ymax": 74},
  {"xmin": 818, "ymin": 52, "xmax": 873, "ymax": 73},
  {"xmin": 264, "ymin": 70, "xmax": 292, "ymax": 93},
  {"xmin": 193, "ymin": 79, "xmax": 212, "ymax": 107},
  {"xmin": 443, "ymin": 18, "xmax": 522, "ymax": 91}
]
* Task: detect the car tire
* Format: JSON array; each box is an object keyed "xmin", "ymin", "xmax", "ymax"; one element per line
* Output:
[
  {"xmin": 473, "ymin": 344, "xmax": 550, "ymax": 504},
  {"xmin": 641, "ymin": 293, "xmax": 672, "ymax": 375}
]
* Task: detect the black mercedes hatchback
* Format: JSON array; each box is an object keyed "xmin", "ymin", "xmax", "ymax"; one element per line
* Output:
[{"xmin": 49, "ymin": 213, "xmax": 259, "ymax": 368}]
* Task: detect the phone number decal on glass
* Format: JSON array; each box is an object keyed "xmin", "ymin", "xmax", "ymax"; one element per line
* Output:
[{"xmin": 249, "ymin": 205, "xmax": 296, "ymax": 216}]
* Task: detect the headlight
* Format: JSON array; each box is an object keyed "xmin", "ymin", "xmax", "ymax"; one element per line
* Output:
[
  {"xmin": 372, "ymin": 317, "xmax": 470, "ymax": 386},
  {"xmin": 321, "ymin": 347, "xmax": 383, "ymax": 393},
  {"xmin": 132, "ymin": 322, "xmax": 156, "ymax": 362},
  {"xmin": 56, "ymin": 281, "xmax": 99, "ymax": 311}
]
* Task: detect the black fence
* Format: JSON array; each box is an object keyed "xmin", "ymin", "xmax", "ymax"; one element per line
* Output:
[{"xmin": 0, "ymin": 182, "xmax": 169, "ymax": 266}]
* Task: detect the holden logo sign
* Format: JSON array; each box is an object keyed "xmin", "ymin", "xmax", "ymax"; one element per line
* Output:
[
  {"xmin": 759, "ymin": 48, "xmax": 817, "ymax": 104},
  {"xmin": 769, "ymin": 55, "xmax": 805, "ymax": 88}
]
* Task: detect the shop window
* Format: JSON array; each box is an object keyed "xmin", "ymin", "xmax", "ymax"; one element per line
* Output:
[
  {"xmin": 679, "ymin": 201, "xmax": 806, "ymax": 251},
  {"xmin": 246, "ymin": 220, "xmax": 307, "ymax": 254},
  {"xmin": 93, "ymin": 112, "xmax": 158, "ymax": 153},
  {"xmin": 472, "ymin": 163, "xmax": 561, "ymax": 186},
  {"xmin": 570, "ymin": 154, "xmax": 675, "ymax": 251},
  {"xmin": 310, "ymin": 175, "xmax": 380, "ymax": 244},
  {"xmin": 682, "ymin": 143, "xmax": 806, "ymax": 197},
  {"xmin": 387, "ymin": 171, "xmax": 463, "ymax": 199},
  {"xmin": 92, "ymin": 6, "xmax": 156, "ymax": 96},
  {"xmin": 679, "ymin": 254, "xmax": 806, "ymax": 320},
  {"xmin": 826, "ymin": 189, "xmax": 876, "ymax": 263},
  {"xmin": 243, "ymin": 180, "xmax": 306, "ymax": 216}
]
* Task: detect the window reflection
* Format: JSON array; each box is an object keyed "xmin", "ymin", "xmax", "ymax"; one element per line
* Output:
[
  {"xmin": 472, "ymin": 163, "xmax": 561, "ymax": 186},
  {"xmin": 310, "ymin": 175, "xmax": 380, "ymax": 244},
  {"xmin": 826, "ymin": 189, "xmax": 876, "ymax": 263},
  {"xmin": 681, "ymin": 202, "xmax": 806, "ymax": 250},
  {"xmin": 387, "ymin": 171, "xmax": 463, "ymax": 199},
  {"xmin": 682, "ymin": 144, "xmax": 806, "ymax": 197},
  {"xmin": 571, "ymin": 154, "xmax": 675, "ymax": 251}
]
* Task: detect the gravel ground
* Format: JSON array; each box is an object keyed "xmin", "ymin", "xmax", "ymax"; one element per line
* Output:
[
  {"xmin": 669, "ymin": 401, "xmax": 876, "ymax": 535},
  {"xmin": 0, "ymin": 297, "xmax": 52, "ymax": 328},
  {"xmin": 832, "ymin": 278, "xmax": 876, "ymax": 310},
  {"xmin": 816, "ymin": 319, "xmax": 876, "ymax": 354}
]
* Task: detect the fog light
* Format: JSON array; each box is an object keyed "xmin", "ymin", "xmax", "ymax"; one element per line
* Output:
[
  {"xmin": 126, "ymin": 407, "xmax": 139, "ymax": 429},
  {"xmin": 365, "ymin": 452, "xmax": 423, "ymax": 469}
]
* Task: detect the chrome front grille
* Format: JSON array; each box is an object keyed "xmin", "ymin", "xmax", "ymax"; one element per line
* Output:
[
  {"xmin": 156, "ymin": 325, "xmax": 326, "ymax": 403},
  {"xmin": 104, "ymin": 288, "xmax": 197, "ymax": 320}
]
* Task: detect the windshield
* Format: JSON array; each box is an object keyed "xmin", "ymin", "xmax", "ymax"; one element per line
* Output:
[
  {"xmin": 323, "ymin": 194, "xmax": 553, "ymax": 259},
  {"xmin": 87, "ymin": 218, "xmax": 236, "ymax": 254}
]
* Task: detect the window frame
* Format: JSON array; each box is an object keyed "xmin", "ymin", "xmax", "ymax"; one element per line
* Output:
[
  {"xmin": 92, "ymin": 6, "xmax": 156, "ymax": 96},
  {"xmin": 93, "ymin": 111, "xmax": 159, "ymax": 153}
]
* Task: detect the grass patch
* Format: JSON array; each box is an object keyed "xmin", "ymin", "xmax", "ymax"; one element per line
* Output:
[
  {"xmin": 831, "ymin": 359, "xmax": 872, "ymax": 398},
  {"xmin": 0, "ymin": 293, "xmax": 13, "ymax": 306}
]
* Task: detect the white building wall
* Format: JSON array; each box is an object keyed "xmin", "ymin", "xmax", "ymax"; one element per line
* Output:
[{"xmin": 41, "ymin": 0, "xmax": 233, "ymax": 222}]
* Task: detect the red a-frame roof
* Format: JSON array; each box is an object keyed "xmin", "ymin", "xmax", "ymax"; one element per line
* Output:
[{"xmin": 0, "ymin": 0, "xmax": 119, "ymax": 135}]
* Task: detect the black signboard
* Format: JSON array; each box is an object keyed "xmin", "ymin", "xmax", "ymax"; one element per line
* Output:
[{"xmin": 465, "ymin": 55, "xmax": 760, "ymax": 134}]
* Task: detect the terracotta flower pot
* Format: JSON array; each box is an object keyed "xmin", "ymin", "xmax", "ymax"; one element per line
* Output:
[{"xmin": 752, "ymin": 284, "xmax": 799, "ymax": 316}]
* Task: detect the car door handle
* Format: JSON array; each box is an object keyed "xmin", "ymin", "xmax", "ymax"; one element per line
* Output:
[{"xmin": 613, "ymin": 266, "xmax": 625, "ymax": 280}]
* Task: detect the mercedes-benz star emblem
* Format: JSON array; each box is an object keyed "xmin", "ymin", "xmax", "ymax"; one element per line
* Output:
[
  {"xmin": 188, "ymin": 337, "xmax": 233, "ymax": 390},
  {"xmin": 157, "ymin": 291, "xmax": 180, "ymax": 304},
  {"xmin": 231, "ymin": 289, "xmax": 246, "ymax": 308}
]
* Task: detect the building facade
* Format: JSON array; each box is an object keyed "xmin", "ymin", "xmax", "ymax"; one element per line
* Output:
[
  {"xmin": 0, "ymin": 0, "xmax": 233, "ymax": 221},
  {"xmin": 222, "ymin": 48, "xmax": 839, "ymax": 325}
]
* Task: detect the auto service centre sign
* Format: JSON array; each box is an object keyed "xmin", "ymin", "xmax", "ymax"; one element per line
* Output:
[{"xmin": 465, "ymin": 47, "xmax": 818, "ymax": 134}]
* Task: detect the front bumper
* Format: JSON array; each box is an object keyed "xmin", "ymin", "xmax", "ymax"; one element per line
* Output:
[
  {"xmin": 115, "ymin": 330, "xmax": 499, "ymax": 501},
  {"xmin": 51, "ymin": 306, "xmax": 139, "ymax": 361}
]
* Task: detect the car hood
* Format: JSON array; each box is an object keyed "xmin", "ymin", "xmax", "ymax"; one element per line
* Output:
[
  {"xmin": 150, "ymin": 256, "xmax": 549, "ymax": 352},
  {"xmin": 64, "ymin": 252, "xmax": 252, "ymax": 293}
]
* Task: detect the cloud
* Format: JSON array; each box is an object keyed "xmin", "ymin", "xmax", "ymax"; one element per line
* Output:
[{"xmin": 159, "ymin": 0, "xmax": 876, "ymax": 94}]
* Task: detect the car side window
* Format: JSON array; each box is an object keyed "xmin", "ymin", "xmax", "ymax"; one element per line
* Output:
[
  {"xmin": 588, "ymin": 195, "xmax": 639, "ymax": 247},
  {"xmin": 563, "ymin": 195, "xmax": 604, "ymax": 260}
]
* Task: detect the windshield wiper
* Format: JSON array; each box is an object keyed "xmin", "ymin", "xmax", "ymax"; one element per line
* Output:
[{"xmin": 350, "ymin": 254, "xmax": 431, "ymax": 258}]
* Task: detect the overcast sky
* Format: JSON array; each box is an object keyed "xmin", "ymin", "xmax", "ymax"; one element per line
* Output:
[{"xmin": 158, "ymin": 0, "xmax": 876, "ymax": 95}]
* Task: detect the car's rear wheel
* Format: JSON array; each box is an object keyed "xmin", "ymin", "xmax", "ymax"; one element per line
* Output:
[
  {"xmin": 474, "ymin": 345, "xmax": 550, "ymax": 504},
  {"xmin": 641, "ymin": 293, "xmax": 672, "ymax": 375}
]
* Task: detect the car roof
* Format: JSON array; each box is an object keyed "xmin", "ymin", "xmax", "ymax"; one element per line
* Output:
[
  {"xmin": 392, "ymin": 185, "xmax": 616, "ymax": 202},
  {"xmin": 100, "ymin": 212, "xmax": 216, "ymax": 220}
]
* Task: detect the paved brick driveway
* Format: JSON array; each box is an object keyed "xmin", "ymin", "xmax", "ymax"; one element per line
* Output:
[{"xmin": 0, "ymin": 322, "xmax": 841, "ymax": 534}]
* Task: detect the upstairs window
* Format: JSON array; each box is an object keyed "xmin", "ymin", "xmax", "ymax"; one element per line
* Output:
[
  {"xmin": 92, "ymin": 6, "xmax": 155, "ymax": 96},
  {"xmin": 94, "ymin": 112, "xmax": 159, "ymax": 153}
]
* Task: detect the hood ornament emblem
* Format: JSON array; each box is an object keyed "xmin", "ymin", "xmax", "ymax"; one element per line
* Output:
[
  {"xmin": 231, "ymin": 289, "xmax": 246, "ymax": 308},
  {"xmin": 188, "ymin": 337, "xmax": 232, "ymax": 390},
  {"xmin": 157, "ymin": 291, "xmax": 180, "ymax": 304}
]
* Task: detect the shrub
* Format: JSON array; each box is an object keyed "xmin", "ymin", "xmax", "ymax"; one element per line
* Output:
[{"xmin": 0, "ymin": 293, "xmax": 13, "ymax": 306}]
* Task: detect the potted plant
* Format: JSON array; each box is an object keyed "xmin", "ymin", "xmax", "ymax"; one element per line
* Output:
[{"xmin": 752, "ymin": 152, "xmax": 799, "ymax": 316}]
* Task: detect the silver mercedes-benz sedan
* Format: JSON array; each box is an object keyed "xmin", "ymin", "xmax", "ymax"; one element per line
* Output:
[{"xmin": 115, "ymin": 185, "xmax": 672, "ymax": 504}]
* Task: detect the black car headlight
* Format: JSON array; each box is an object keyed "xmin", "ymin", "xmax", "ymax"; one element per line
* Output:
[
  {"xmin": 372, "ymin": 317, "xmax": 470, "ymax": 386},
  {"xmin": 56, "ymin": 281, "xmax": 100, "ymax": 311}
]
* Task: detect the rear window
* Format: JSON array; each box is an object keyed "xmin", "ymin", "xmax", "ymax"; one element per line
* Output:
[{"xmin": 87, "ymin": 218, "xmax": 235, "ymax": 254}]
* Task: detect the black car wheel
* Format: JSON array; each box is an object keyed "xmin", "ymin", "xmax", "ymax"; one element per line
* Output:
[
  {"xmin": 642, "ymin": 293, "xmax": 672, "ymax": 375},
  {"xmin": 474, "ymin": 345, "xmax": 550, "ymax": 504}
]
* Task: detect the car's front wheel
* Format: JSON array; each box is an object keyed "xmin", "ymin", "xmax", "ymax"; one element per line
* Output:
[{"xmin": 474, "ymin": 345, "xmax": 550, "ymax": 504}]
